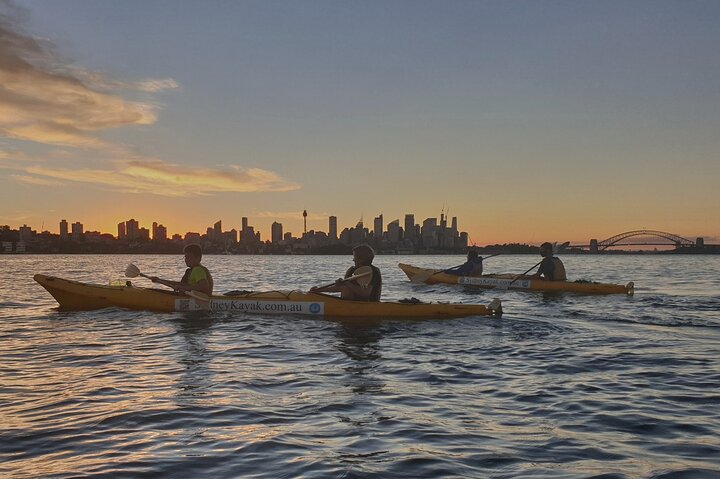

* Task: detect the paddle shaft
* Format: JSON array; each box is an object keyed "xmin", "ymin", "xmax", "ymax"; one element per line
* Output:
[
  {"xmin": 503, "ymin": 260, "xmax": 544, "ymax": 290},
  {"xmin": 315, "ymin": 270, "xmax": 372, "ymax": 291},
  {"xmin": 141, "ymin": 271, "xmax": 209, "ymax": 302},
  {"xmin": 137, "ymin": 272, "xmax": 180, "ymax": 290}
]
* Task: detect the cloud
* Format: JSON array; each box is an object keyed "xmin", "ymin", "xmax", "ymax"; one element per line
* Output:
[
  {"xmin": 10, "ymin": 173, "xmax": 64, "ymax": 186},
  {"xmin": 0, "ymin": 147, "xmax": 33, "ymax": 167},
  {"xmin": 0, "ymin": 2, "xmax": 174, "ymax": 149},
  {"xmin": 0, "ymin": 2, "xmax": 301, "ymax": 198},
  {"xmin": 19, "ymin": 158, "xmax": 300, "ymax": 196}
]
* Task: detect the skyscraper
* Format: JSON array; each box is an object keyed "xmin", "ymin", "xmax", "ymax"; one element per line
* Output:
[
  {"xmin": 71, "ymin": 222, "xmax": 84, "ymax": 242},
  {"xmin": 126, "ymin": 219, "xmax": 139, "ymax": 241},
  {"xmin": 329, "ymin": 216, "xmax": 337, "ymax": 240},
  {"xmin": 374, "ymin": 214, "xmax": 383, "ymax": 239},
  {"xmin": 404, "ymin": 214, "xmax": 415, "ymax": 241},
  {"xmin": 117, "ymin": 222, "xmax": 126, "ymax": 240},
  {"xmin": 153, "ymin": 223, "xmax": 167, "ymax": 241},
  {"xmin": 387, "ymin": 219, "xmax": 400, "ymax": 243},
  {"xmin": 59, "ymin": 219, "xmax": 68, "ymax": 240},
  {"xmin": 271, "ymin": 222, "xmax": 283, "ymax": 244}
]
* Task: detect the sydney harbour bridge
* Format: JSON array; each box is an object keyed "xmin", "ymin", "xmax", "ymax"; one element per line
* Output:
[{"xmin": 568, "ymin": 230, "xmax": 705, "ymax": 253}]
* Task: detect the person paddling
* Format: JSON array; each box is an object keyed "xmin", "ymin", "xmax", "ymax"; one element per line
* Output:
[
  {"xmin": 311, "ymin": 244, "xmax": 382, "ymax": 301},
  {"xmin": 530, "ymin": 242, "xmax": 567, "ymax": 281},
  {"xmin": 444, "ymin": 249, "xmax": 484, "ymax": 277},
  {"xmin": 149, "ymin": 243, "xmax": 214, "ymax": 295}
]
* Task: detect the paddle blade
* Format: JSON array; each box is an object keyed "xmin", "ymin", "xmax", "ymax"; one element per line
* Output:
[
  {"xmin": 125, "ymin": 263, "xmax": 140, "ymax": 278},
  {"xmin": 352, "ymin": 266, "xmax": 373, "ymax": 287}
]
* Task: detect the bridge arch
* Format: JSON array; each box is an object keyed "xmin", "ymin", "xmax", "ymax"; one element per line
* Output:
[{"xmin": 597, "ymin": 230, "xmax": 694, "ymax": 250}]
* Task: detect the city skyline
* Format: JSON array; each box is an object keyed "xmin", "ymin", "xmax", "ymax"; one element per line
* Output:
[
  {"xmin": 6, "ymin": 210, "xmax": 470, "ymax": 244},
  {"xmin": 1, "ymin": 2, "xmax": 719, "ymax": 245}
]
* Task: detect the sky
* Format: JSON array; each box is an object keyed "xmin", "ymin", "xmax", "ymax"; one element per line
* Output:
[{"xmin": 1, "ymin": 0, "xmax": 718, "ymax": 245}]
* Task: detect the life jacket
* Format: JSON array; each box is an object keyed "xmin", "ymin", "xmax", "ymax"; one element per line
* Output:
[
  {"xmin": 469, "ymin": 258, "xmax": 483, "ymax": 276},
  {"xmin": 347, "ymin": 265, "xmax": 382, "ymax": 301},
  {"xmin": 550, "ymin": 257, "xmax": 567, "ymax": 281},
  {"xmin": 181, "ymin": 265, "xmax": 214, "ymax": 293}
]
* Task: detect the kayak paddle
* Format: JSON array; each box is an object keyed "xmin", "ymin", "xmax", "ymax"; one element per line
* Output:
[
  {"xmin": 312, "ymin": 266, "xmax": 373, "ymax": 291},
  {"xmin": 125, "ymin": 263, "xmax": 210, "ymax": 302}
]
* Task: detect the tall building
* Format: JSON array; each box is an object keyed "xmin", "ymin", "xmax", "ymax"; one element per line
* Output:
[
  {"xmin": 404, "ymin": 214, "xmax": 415, "ymax": 241},
  {"xmin": 328, "ymin": 216, "xmax": 338, "ymax": 240},
  {"xmin": 387, "ymin": 219, "xmax": 401, "ymax": 243},
  {"xmin": 59, "ymin": 219, "xmax": 68, "ymax": 240},
  {"xmin": 241, "ymin": 217, "xmax": 248, "ymax": 236},
  {"xmin": 271, "ymin": 222, "xmax": 283, "ymax": 244},
  {"xmin": 374, "ymin": 214, "xmax": 383, "ymax": 239},
  {"xmin": 213, "ymin": 220, "xmax": 222, "ymax": 240},
  {"xmin": 117, "ymin": 222, "xmax": 126, "ymax": 240},
  {"xmin": 126, "ymin": 219, "xmax": 139, "ymax": 241},
  {"xmin": 19, "ymin": 224, "xmax": 33, "ymax": 242},
  {"xmin": 421, "ymin": 218, "xmax": 438, "ymax": 248},
  {"xmin": 152, "ymin": 222, "xmax": 167, "ymax": 241},
  {"xmin": 71, "ymin": 222, "xmax": 84, "ymax": 242},
  {"xmin": 350, "ymin": 220, "xmax": 365, "ymax": 245}
]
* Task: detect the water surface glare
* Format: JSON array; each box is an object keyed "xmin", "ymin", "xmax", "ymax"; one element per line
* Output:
[{"xmin": 1, "ymin": 254, "xmax": 719, "ymax": 478}]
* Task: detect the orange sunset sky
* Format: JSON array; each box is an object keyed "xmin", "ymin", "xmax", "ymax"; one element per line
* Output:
[{"xmin": 1, "ymin": 1, "xmax": 718, "ymax": 245}]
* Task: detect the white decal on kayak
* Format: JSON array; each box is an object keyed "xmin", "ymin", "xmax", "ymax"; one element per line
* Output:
[
  {"xmin": 207, "ymin": 299, "xmax": 325, "ymax": 315},
  {"xmin": 458, "ymin": 277, "xmax": 531, "ymax": 289},
  {"xmin": 175, "ymin": 298, "xmax": 205, "ymax": 311}
]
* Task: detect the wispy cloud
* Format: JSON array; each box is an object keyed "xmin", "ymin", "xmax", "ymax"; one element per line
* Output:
[
  {"xmin": 0, "ymin": 1, "xmax": 173, "ymax": 149},
  {"xmin": 9, "ymin": 174, "xmax": 64, "ymax": 186},
  {"xmin": 0, "ymin": 2, "xmax": 301, "ymax": 198},
  {"xmin": 21, "ymin": 159, "xmax": 300, "ymax": 196}
]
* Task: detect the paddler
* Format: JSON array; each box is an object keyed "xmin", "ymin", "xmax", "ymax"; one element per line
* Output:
[
  {"xmin": 530, "ymin": 242, "xmax": 567, "ymax": 281},
  {"xmin": 443, "ymin": 249, "xmax": 483, "ymax": 277},
  {"xmin": 149, "ymin": 243, "xmax": 214, "ymax": 295},
  {"xmin": 311, "ymin": 244, "xmax": 382, "ymax": 301}
]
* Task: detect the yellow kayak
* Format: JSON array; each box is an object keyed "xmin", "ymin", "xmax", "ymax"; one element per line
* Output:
[
  {"xmin": 398, "ymin": 263, "xmax": 634, "ymax": 295},
  {"xmin": 34, "ymin": 274, "xmax": 502, "ymax": 318}
]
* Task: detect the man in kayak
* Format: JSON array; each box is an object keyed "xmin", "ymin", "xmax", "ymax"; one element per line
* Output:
[
  {"xmin": 311, "ymin": 244, "xmax": 382, "ymax": 301},
  {"xmin": 444, "ymin": 249, "xmax": 483, "ymax": 277},
  {"xmin": 149, "ymin": 243, "xmax": 214, "ymax": 295},
  {"xmin": 531, "ymin": 242, "xmax": 567, "ymax": 281}
]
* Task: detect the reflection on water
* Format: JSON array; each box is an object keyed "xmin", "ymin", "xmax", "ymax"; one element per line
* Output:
[
  {"xmin": 173, "ymin": 315, "xmax": 216, "ymax": 405},
  {"xmin": 335, "ymin": 322, "xmax": 385, "ymax": 396},
  {"xmin": 1, "ymin": 254, "xmax": 719, "ymax": 478}
]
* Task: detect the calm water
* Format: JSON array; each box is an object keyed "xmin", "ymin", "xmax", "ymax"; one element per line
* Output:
[{"xmin": 1, "ymin": 254, "xmax": 719, "ymax": 478}]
